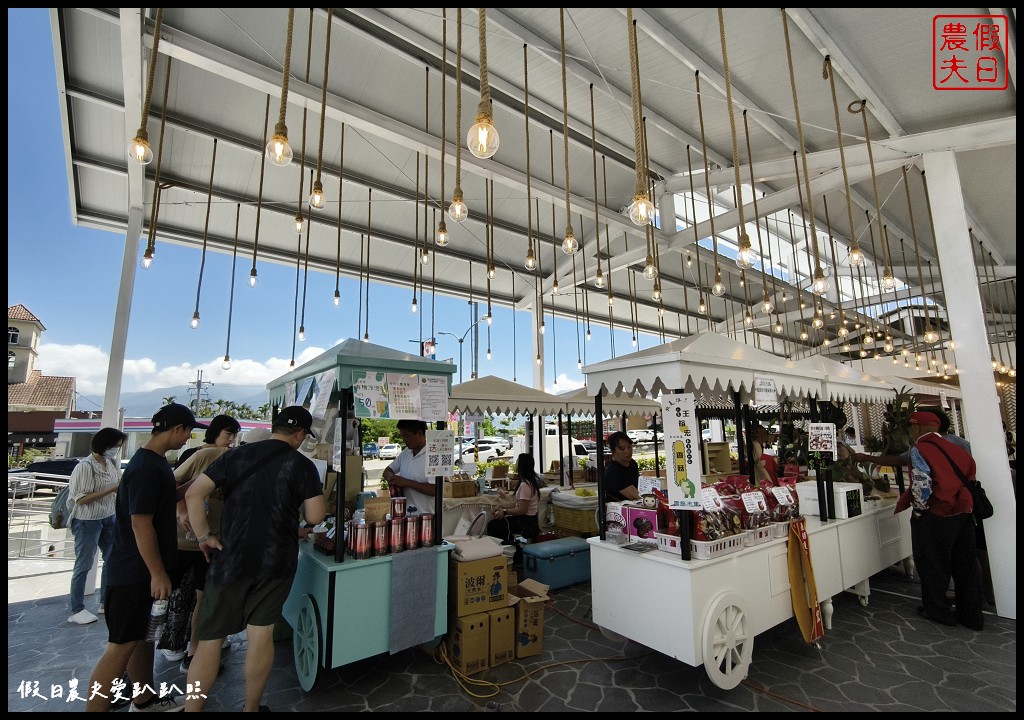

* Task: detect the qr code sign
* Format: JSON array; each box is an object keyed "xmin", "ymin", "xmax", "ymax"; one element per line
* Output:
[
  {"xmin": 440, "ymin": 453, "xmax": 453, "ymax": 468},
  {"xmin": 933, "ymin": 15, "xmax": 1008, "ymax": 90}
]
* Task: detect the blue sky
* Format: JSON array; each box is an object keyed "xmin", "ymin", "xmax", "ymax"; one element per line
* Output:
[{"xmin": 8, "ymin": 8, "xmax": 656, "ymax": 403}]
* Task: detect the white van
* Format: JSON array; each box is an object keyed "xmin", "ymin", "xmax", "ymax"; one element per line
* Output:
[{"xmin": 510, "ymin": 428, "xmax": 589, "ymax": 475}]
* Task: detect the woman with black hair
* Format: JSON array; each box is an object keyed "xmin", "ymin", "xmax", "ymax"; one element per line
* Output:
[
  {"xmin": 174, "ymin": 414, "xmax": 240, "ymax": 469},
  {"xmin": 487, "ymin": 453, "xmax": 542, "ymax": 545},
  {"xmin": 67, "ymin": 426, "xmax": 127, "ymax": 624}
]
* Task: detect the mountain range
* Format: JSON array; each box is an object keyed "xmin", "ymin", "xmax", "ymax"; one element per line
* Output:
[{"xmin": 81, "ymin": 384, "xmax": 270, "ymax": 419}]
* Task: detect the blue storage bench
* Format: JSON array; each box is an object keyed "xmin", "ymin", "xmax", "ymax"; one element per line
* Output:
[{"xmin": 522, "ymin": 536, "xmax": 591, "ymax": 590}]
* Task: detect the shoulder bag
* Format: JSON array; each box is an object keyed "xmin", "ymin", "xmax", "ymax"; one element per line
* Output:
[{"xmin": 925, "ymin": 439, "xmax": 993, "ymax": 520}]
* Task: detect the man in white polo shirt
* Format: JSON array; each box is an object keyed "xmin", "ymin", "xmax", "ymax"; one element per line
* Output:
[{"xmin": 382, "ymin": 420, "xmax": 434, "ymax": 515}]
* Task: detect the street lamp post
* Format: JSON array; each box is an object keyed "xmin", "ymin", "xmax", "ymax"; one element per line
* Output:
[{"xmin": 439, "ymin": 315, "xmax": 487, "ymax": 463}]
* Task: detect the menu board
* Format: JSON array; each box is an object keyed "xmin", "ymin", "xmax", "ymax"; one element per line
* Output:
[
  {"xmin": 352, "ymin": 371, "xmax": 449, "ymax": 421},
  {"xmin": 753, "ymin": 372, "xmax": 778, "ymax": 406},
  {"xmin": 808, "ymin": 422, "xmax": 837, "ymax": 458},
  {"xmin": 660, "ymin": 392, "xmax": 701, "ymax": 510}
]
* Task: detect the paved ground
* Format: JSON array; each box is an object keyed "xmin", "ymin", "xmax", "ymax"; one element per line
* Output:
[{"xmin": 7, "ymin": 555, "xmax": 1016, "ymax": 712}]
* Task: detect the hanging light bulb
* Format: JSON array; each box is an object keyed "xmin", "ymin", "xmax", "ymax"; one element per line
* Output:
[
  {"xmin": 930, "ymin": 357, "xmax": 938, "ymax": 367},
  {"xmin": 436, "ymin": 221, "xmax": 449, "ymax": 247},
  {"xmin": 915, "ymin": 353, "xmax": 923, "ymax": 362},
  {"xmin": 525, "ymin": 251, "xmax": 536, "ymax": 270},
  {"xmin": 902, "ymin": 348, "xmax": 910, "ymax": 357},
  {"xmin": 629, "ymin": 194, "xmax": 655, "ymax": 226},
  {"xmin": 607, "ymin": 294, "xmax": 614, "ymax": 307},
  {"xmin": 535, "ymin": 353, "xmax": 542, "ymax": 365},
  {"xmin": 487, "ymin": 348, "xmax": 492, "ymax": 361},
  {"xmin": 249, "ymin": 269, "xmax": 258, "ymax": 288},
  {"xmin": 811, "ymin": 269, "xmax": 830, "ymax": 295},
  {"xmin": 781, "ymin": 291, "xmax": 789, "ymax": 303},
  {"xmin": 561, "ymin": 228, "xmax": 579, "ymax": 255},
  {"xmin": 129, "ymin": 133, "xmax": 154, "ymax": 165},
  {"xmin": 294, "ymin": 212, "xmax": 304, "ymax": 235},
  {"xmin": 812, "ymin": 314, "xmax": 824, "ymax": 329},
  {"xmin": 221, "ymin": 355, "xmax": 231, "ymax": 370},
  {"xmin": 946, "ymin": 340, "xmax": 956, "ymax": 350},
  {"xmin": 773, "ymin": 319, "xmax": 783, "ymax": 334},
  {"xmin": 552, "ymin": 280, "xmax": 559, "ymax": 295},
  {"xmin": 686, "ymin": 252, "xmax": 693, "ymax": 268},
  {"xmin": 298, "ymin": 326, "xmax": 305, "ymax": 342},
  {"xmin": 595, "ymin": 271, "xmax": 605, "ymax": 289},
  {"xmin": 140, "ymin": 253, "xmax": 153, "ymax": 270},
  {"xmin": 539, "ymin": 322, "xmax": 546, "ymax": 335},
  {"xmin": 289, "ymin": 359, "xmax": 296, "ymax": 367},
  {"xmin": 266, "ymin": 129, "xmax": 293, "ymax": 166},
  {"xmin": 421, "ymin": 249, "xmax": 431, "ymax": 265},
  {"xmin": 829, "ymin": 310, "xmax": 836, "ymax": 320},
  {"xmin": 904, "ymin": 359, "xmax": 910, "ymax": 368},
  {"xmin": 880, "ymin": 270, "xmax": 897, "ymax": 291},
  {"xmin": 743, "ymin": 311, "xmax": 753, "ymax": 326},
  {"xmin": 847, "ymin": 244, "xmax": 864, "ymax": 266},
  {"xmin": 410, "ymin": 296, "xmax": 417, "ymax": 313},
  {"xmin": 363, "ymin": 332, "xmax": 369, "ymax": 343},
  {"xmin": 1010, "ymin": 368, "xmax": 1017, "ymax": 378},
  {"xmin": 892, "ymin": 356, "xmax": 898, "ymax": 364},
  {"xmin": 761, "ymin": 295, "xmax": 774, "ymax": 315},
  {"xmin": 652, "ymin": 285, "xmax": 662, "ymax": 302},
  {"xmin": 485, "ymin": 314, "xmax": 492, "ymax": 326},
  {"xmin": 711, "ymin": 271, "xmax": 725, "ymax": 297},
  {"xmin": 658, "ymin": 306, "xmax": 664, "ymax": 317},
  {"xmin": 843, "ymin": 343, "xmax": 851, "ymax": 352},
  {"xmin": 800, "ymin": 299, "xmax": 806, "ymax": 310},
  {"xmin": 577, "ymin": 358, "xmax": 583, "ymax": 369},
  {"xmin": 642, "ymin": 255, "xmax": 658, "ymax": 280},
  {"xmin": 838, "ymin": 325, "xmax": 848, "ymax": 337},
  {"xmin": 864, "ymin": 334, "xmax": 874, "ymax": 345},
  {"xmin": 632, "ymin": 336, "xmax": 638, "ymax": 347},
  {"xmin": 822, "ymin": 337, "xmax": 831, "ymax": 347},
  {"xmin": 698, "ymin": 298, "xmax": 708, "ymax": 315},
  {"xmin": 586, "ymin": 328, "xmax": 592, "ymax": 342},
  {"xmin": 923, "ymin": 328, "xmax": 938, "ymax": 343},
  {"xmin": 991, "ymin": 358, "xmax": 999, "ymax": 369},
  {"xmin": 308, "ymin": 181, "xmax": 325, "ymax": 210},
  {"xmin": 190, "ymin": 311, "xmax": 200, "ymax": 329},
  {"xmin": 735, "ymin": 233, "xmax": 757, "ymax": 269},
  {"xmin": 448, "ymin": 190, "xmax": 468, "ymax": 223},
  {"xmin": 333, "ymin": 290, "xmax": 341, "ymax": 306},
  {"xmin": 487, "ymin": 265, "xmax": 496, "ymax": 280},
  {"xmin": 738, "ymin": 273, "xmax": 745, "ymax": 288},
  {"xmin": 800, "ymin": 329, "xmax": 809, "ymax": 341}
]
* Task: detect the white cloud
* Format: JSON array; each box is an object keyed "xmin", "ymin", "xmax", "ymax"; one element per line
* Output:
[
  {"xmin": 36, "ymin": 342, "xmax": 328, "ymax": 396},
  {"xmin": 546, "ymin": 373, "xmax": 586, "ymax": 394}
]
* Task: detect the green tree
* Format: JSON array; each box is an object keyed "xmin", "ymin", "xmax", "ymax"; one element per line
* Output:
[{"xmin": 361, "ymin": 418, "xmax": 400, "ymax": 444}]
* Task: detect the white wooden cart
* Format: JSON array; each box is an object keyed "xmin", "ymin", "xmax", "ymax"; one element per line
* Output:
[{"xmin": 588, "ymin": 500, "xmax": 911, "ymax": 689}]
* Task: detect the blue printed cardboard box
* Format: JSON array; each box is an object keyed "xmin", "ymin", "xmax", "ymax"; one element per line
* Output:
[
  {"xmin": 508, "ymin": 578, "xmax": 550, "ymax": 658},
  {"xmin": 448, "ymin": 556, "xmax": 508, "ymax": 618}
]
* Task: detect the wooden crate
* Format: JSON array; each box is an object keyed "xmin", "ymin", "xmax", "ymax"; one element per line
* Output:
[
  {"xmin": 444, "ymin": 480, "xmax": 479, "ymax": 498},
  {"xmin": 552, "ymin": 505, "xmax": 598, "ymax": 536}
]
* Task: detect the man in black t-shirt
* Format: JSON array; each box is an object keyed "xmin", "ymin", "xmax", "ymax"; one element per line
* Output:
[
  {"xmin": 86, "ymin": 403, "xmax": 207, "ymax": 712},
  {"xmin": 184, "ymin": 406, "xmax": 325, "ymax": 712}
]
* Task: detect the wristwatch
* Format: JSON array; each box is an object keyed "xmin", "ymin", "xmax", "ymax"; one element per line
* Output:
[{"xmin": 195, "ymin": 533, "xmax": 210, "ymax": 544}]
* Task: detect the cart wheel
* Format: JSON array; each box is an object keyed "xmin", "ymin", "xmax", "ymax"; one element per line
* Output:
[
  {"xmin": 701, "ymin": 591, "xmax": 753, "ymax": 690},
  {"xmin": 859, "ymin": 596, "xmax": 869, "ymax": 607},
  {"xmin": 293, "ymin": 594, "xmax": 322, "ymax": 692}
]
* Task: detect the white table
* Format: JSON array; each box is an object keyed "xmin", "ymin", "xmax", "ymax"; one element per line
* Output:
[{"xmin": 588, "ymin": 499, "xmax": 911, "ymax": 690}]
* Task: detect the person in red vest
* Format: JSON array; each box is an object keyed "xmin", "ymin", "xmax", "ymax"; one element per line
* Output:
[{"xmin": 896, "ymin": 412, "xmax": 984, "ymax": 631}]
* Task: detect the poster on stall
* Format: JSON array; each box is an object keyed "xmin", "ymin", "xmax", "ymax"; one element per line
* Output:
[
  {"xmin": 385, "ymin": 373, "xmax": 420, "ymax": 419},
  {"xmin": 418, "ymin": 375, "xmax": 450, "ymax": 422},
  {"xmin": 426, "ymin": 429, "xmax": 456, "ymax": 476},
  {"xmin": 353, "ymin": 371, "xmax": 389, "ymax": 418},
  {"xmin": 285, "ymin": 381, "xmax": 296, "ymax": 408},
  {"xmin": 807, "ymin": 422, "xmax": 837, "ymax": 458},
  {"xmin": 660, "ymin": 392, "xmax": 701, "ymax": 510},
  {"xmin": 753, "ymin": 372, "xmax": 778, "ymax": 407},
  {"xmin": 309, "ymin": 369, "xmax": 336, "ymax": 420}
]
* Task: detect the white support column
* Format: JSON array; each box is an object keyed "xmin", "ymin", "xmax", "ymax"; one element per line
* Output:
[
  {"xmin": 923, "ymin": 150, "xmax": 1016, "ymax": 619},
  {"xmin": 102, "ymin": 205, "xmax": 144, "ymax": 428}
]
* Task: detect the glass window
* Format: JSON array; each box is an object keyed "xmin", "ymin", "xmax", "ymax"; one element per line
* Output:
[{"xmin": 8, "ymin": 326, "xmax": 19, "ymax": 344}]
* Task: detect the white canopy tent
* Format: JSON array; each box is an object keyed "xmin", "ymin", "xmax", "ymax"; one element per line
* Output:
[
  {"xmin": 581, "ymin": 332, "xmax": 824, "ymax": 405},
  {"xmin": 792, "ymin": 355, "xmax": 897, "ymax": 405},
  {"xmin": 447, "ymin": 375, "xmax": 567, "ymax": 418},
  {"xmin": 560, "ymin": 387, "xmax": 661, "ymax": 417}
]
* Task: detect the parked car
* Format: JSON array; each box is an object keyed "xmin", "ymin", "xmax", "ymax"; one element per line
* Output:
[
  {"xmin": 8, "ymin": 457, "xmax": 84, "ymax": 496},
  {"xmin": 379, "ymin": 444, "xmax": 402, "ymax": 460},
  {"xmin": 362, "ymin": 442, "xmax": 380, "ymax": 459},
  {"xmin": 18, "ymin": 457, "xmax": 83, "ymax": 478},
  {"xmin": 479, "ymin": 436, "xmax": 510, "ymax": 454},
  {"xmin": 458, "ymin": 443, "xmax": 500, "ymax": 464},
  {"xmin": 626, "ymin": 429, "xmax": 654, "ymax": 443}
]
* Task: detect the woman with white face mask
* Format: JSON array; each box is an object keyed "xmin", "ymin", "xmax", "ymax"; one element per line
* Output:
[{"xmin": 66, "ymin": 427, "xmax": 126, "ymax": 624}]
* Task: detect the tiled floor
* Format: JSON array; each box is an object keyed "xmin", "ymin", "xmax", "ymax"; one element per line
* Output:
[{"xmin": 7, "ymin": 561, "xmax": 1016, "ymax": 712}]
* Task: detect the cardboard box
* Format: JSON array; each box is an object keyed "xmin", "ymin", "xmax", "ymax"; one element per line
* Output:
[
  {"xmin": 624, "ymin": 504, "xmax": 659, "ymax": 543},
  {"xmin": 487, "ymin": 607, "xmax": 515, "ymax": 667},
  {"xmin": 326, "ymin": 455, "xmax": 365, "ymax": 509},
  {"xmin": 446, "ymin": 612, "xmax": 490, "ymax": 676},
  {"xmin": 448, "ymin": 556, "xmax": 508, "ymax": 618},
  {"xmin": 508, "ymin": 578, "xmax": 550, "ymax": 658},
  {"xmin": 444, "ymin": 479, "xmax": 479, "ymax": 498}
]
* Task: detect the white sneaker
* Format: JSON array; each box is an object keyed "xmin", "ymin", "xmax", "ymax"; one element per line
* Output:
[
  {"xmin": 160, "ymin": 648, "xmax": 186, "ymax": 662},
  {"xmin": 68, "ymin": 609, "xmax": 99, "ymax": 625},
  {"xmin": 129, "ymin": 695, "xmax": 185, "ymax": 712}
]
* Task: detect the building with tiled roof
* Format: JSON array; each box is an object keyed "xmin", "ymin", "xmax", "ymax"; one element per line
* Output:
[{"xmin": 8, "ymin": 305, "xmax": 76, "ymax": 456}]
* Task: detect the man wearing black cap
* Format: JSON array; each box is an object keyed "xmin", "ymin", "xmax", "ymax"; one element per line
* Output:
[
  {"xmin": 898, "ymin": 411, "xmax": 985, "ymax": 631},
  {"xmin": 86, "ymin": 402, "xmax": 208, "ymax": 712},
  {"xmin": 183, "ymin": 406, "xmax": 324, "ymax": 712}
]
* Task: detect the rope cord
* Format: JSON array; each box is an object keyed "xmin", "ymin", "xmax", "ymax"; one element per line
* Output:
[
  {"xmin": 919, "ymin": 171, "xmax": 952, "ymax": 368},
  {"xmin": 718, "ymin": 9, "xmax": 749, "ymax": 245},
  {"xmin": 357, "ymin": 229, "xmax": 364, "ymax": 339},
  {"xmin": 741, "ymin": 110, "xmax": 770, "ymax": 313},
  {"xmin": 274, "ymin": 9, "xmax": 294, "ymax": 135},
  {"xmin": 823, "ymin": 56, "xmax": 861, "ymax": 262},
  {"xmin": 475, "ymin": 9, "xmax": 490, "ymax": 121},
  {"xmin": 251, "ymin": 95, "xmax": 270, "ymax": 273},
  {"xmin": 781, "ymin": 9, "xmax": 821, "ymax": 276},
  {"xmin": 786, "ymin": 210, "xmax": 807, "ymax": 338},
  {"xmin": 902, "ymin": 166, "xmax": 932, "ymax": 337},
  {"xmin": 145, "ymin": 56, "xmax": 172, "ymax": 257},
  {"xmin": 581, "ymin": 212, "xmax": 592, "ymax": 345},
  {"xmin": 291, "ymin": 225, "xmax": 300, "ymax": 366},
  {"xmin": 694, "ymin": 72, "xmax": 721, "ymax": 283},
  {"xmin": 138, "ymin": 8, "xmax": 164, "ymax": 136},
  {"xmin": 512, "ymin": 273, "xmax": 517, "ymax": 381},
  {"xmin": 823, "ymin": 196, "xmax": 844, "ymax": 326},
  {"xmin": 193, "ymin": 139, "xmax": 218, "ymax": 318},
  {"xmin": 453, "ymin": 9, "xmax": 463, "ymax": 203},
  {"xmin": 590, "ymin": 84, "xmax": 603, "ymax": 285},
  {"xmin": 336, "ymin": 123, "xmax": 345, "ymax": 295},
  {"xmin": 601, "ymin": 155, "xmax": 614, "ymax": 304},
  {"xmin": 849, "ymin": 100, "xmax": 892, "ymax": 278},
  {"xmin": 685, "ymin": 146, "xmax": 705, "ymax": 305},
  {"xmin": 523, "ymin": 46, "xmax": 534, "ymax": 265},
  {"xmin": 300, "ymin": 169, "xmax": 312, "ymax": 332},
  {"xmin": 571, "ymin": 240, "xmax": 581, "ymax": 363},
  {"xmin": 559, "ymin": 9, "xmax": 574, "ymax": 239},
  {"xmin": 438, "ymin": 9, "xmax": 447, "ymax": 230},
  {"xmin": 314, "ymin": 8, "xmax": 333, "ymax": 186},
  {"xmin": 365, "ymin": 192, "xmax": 373, "ymax": 339},
  {"xmin": 225, "ymin": 203, "xmax": 240, "ymax": 361},
  {"xmin": 549, "ymin": 130, "xmax": 558, "ymax": 278},
  {"xmin": 926, "ymin": 260, "xmax": 948, "ymax": 368},
  {"xmin": 626, "ymin": 9, "xmax": 646, "ymax": 199},
  {"xmin": 423, "ymin": 66, "xmax": 430, "ymax": 261}
]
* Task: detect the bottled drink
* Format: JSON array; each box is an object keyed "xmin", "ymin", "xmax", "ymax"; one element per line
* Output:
[{"xmin": 145, "ymin": 599, "xmax": 169, "ymax": 642}]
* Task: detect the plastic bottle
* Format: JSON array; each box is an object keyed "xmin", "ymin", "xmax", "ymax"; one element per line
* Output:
[{"xmin": 145, "ymin": 599, "xmax": 169, "ymax": 642}]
